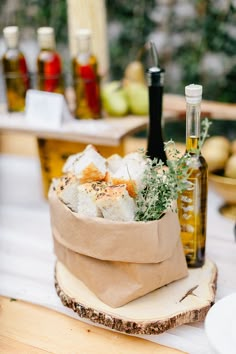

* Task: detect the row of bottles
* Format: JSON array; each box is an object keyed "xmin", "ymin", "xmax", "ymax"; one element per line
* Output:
[{"xmin": 1, "ymin": 26, "xmax": 101, "ymax": 118}]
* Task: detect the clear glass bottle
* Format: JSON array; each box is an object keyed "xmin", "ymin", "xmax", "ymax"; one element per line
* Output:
[
  {"xmin": 2, "ymin": 26, "xmax": 30, "ymax": 112},
  {"xmin": 36, "ymin": 27, "xmax": 64, "ymax": 94},
  {"xmin": 178, "ymin": 84, "xmax": 208, "ymax": 268},
  {"xmin": 72, "ymin": 29, "xmax": 101, "ymax": 119}
]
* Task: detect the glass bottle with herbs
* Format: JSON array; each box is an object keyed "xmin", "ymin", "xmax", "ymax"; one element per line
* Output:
[
  {"xmin": 72, "ymin": 29, "xmax": 101, "ymax": 119},
  {"xmin": 2, "ymin": 26, "xmax": 30, "ymax": 112},
  {"xmin": 178, "ymin": 84, "xmax": 208, "ymax": 268},
  {"xmin": 36, "ymin": 27, "xmax": 64, "ymax": 94}
]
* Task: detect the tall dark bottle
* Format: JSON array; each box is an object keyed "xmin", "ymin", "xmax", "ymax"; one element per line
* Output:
[{"xmin": 146, "ymin": 42, "xmax": 167, "ymax": 163}]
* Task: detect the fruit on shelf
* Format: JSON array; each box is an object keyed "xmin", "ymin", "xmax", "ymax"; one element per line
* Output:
[
  {"xmin": 101, "ymin": 80, "xmax": 148, "ymax": 117},
  {"xmin": 124, "ymin": 60, "xmax": 145, "ymax": 84},
  {"xmin": 101, "ymin": 81, "xmax": 129, "ymax": 117},
  {"xmin": 225, "ymin": 155, "xmax": 236, "ymax": 178},
  {"xmin": 231, "ymin": 139, "xmax": 236, "ymax": 154},
  {"xmin": 202, "ymin": 136, "xmax": 231, "ymax": 172},
  {"xmin": 124, "ymin": 81, "xmax": 148, "ymax": 116}
]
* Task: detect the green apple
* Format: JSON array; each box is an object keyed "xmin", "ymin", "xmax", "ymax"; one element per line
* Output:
[
  {"xmin": 124, "ymin": 82, "xmax": 148, "ymax": 115},
  {"xmin": 101, "ymin": 81, "xmax": 129, "ymax": 117}
]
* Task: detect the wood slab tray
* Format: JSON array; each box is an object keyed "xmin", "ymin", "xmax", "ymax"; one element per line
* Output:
[{"xmin": 55, "ymin": 259, "xmax": 217, "ymax": 335}]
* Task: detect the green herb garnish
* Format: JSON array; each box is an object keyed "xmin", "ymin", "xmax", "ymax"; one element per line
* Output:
[
  {"xmin": 198, "ymin": 118, "xmax": 212, "ymax": 153},
  {"xmin": 135, "ymin": 119, "xmax": 212, "ymax": 222},
  {"xmin": 135, "ymin": 141, "xmax": 190, "ymax": 221}
]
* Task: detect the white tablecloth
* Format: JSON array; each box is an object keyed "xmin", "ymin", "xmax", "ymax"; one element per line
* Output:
[{"xmin": 0, "ymin": 154, "xmax": 235, "ymax": 354}]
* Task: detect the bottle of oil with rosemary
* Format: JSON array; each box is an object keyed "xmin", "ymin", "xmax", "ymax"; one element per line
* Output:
[
  {"xmin": 2, "ymin": 26, "xmax": 30, "ymax": 112},
  {"xmin": 36, "ymin": 27, "xmax": 64, "ymax": 94},
  {"xmin": 178, "ymin": 84, "xmax": 208, "ymax": 268},
  {"xmin": 72, "ymin": 29, "xmax": 101, "ymax": 119}
]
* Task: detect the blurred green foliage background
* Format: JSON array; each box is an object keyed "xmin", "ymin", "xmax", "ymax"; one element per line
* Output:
[{"xmin": 0, "ymin": 0, "xmax": 235, "ymax": 103}]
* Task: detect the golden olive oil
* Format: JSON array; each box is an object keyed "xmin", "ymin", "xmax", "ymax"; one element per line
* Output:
[
  {"xmin": 178, "ymin": 149, "xmax": 208, "ymax": 267},
  {"xmin": 2, "ymin": 26, "xmax": 29, "ymax": 112},
  {"xmin": 178, "ymin": 85, "xmax": 208, "ymax": 268}
]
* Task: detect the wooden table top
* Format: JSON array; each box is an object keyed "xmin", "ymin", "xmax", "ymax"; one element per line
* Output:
[
  {"xmin": 0, "ymin": 296, "xmax": 184, "ymax": 354},
  {"xmin": 0, "ymin": 153, "xmax": 235, "ymax": 354}
]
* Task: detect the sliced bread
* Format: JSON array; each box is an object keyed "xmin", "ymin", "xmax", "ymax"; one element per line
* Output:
[
  {"xmin": 110, "ymin": 152, "xmax": 147, "ymax": 197},
  {"xmin": 77, "ymin": 182, "xmax": 108, "ymax": 218},
  {"xmin": 62, "ymin": 145, "xmax": 107, "ymax": 183},
  {"xmin": 96, "ymin": 184, "xmax": 136, "ymax": 222},
  {"xmin": 56, "ymin": 174, "xmax": 80, "ymax": 212}
]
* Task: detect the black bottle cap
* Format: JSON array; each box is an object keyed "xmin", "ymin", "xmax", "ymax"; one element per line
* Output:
[
  {"xmin": 147, "ymin": 67, "xmax": 165, "ymax": 87},
  {"xmin": 146, "ymin": 41, "xmax": 164, "ymax": 87}
]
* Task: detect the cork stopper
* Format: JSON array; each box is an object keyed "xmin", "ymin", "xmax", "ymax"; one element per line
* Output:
[
  {"xmin": 185, "ymin": 84, "xmax": 203, "ymax": 104},
  {"xmin": 75, "ymin": 28, "xmax": 91, "ymax": 53},
  {"xmin": 3, "ymin": 26, "xmax": 19, "ymax": 49},
  {"xmin": 75, "ymin": 28, "xmax": 91, "ymax": 39},
  {"xmin": 37, "ymin": 27, "xmax": 55, "ymax": 50}
]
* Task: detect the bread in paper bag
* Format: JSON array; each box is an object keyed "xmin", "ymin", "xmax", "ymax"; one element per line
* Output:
[
  {"xmin": 49, "ymin": 145, "xmax": 188, "ymax": 308},
  {"xmin": 49, "ymin": 188, "xmax": 188, "ymax": 308}
]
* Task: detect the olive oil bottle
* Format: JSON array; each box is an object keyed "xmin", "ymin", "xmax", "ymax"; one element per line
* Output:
[
  {"xmin": 72, "ymin": 29, "xmax": 101, "ymax": 119},
  {"xmin": 2, "ymin": 26, "xmax": 30, "ymax": 112},
  {"xmin": 36, "ymin": 27, "xmax": 64, "ymax": 94},
  {"xmin": 178, "ymin": 84, "xmax": 208, "ymax": 268}
]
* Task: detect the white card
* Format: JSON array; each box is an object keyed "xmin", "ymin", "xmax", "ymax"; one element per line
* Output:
[{"xmin": 25, "ymin": 89, "xmax": 72, "ymax": 128}]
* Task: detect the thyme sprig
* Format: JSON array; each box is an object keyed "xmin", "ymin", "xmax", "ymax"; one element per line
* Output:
[
  {"xmin": 198, "ymin": 118, "xmax": 212, "ymax": 153},
  {"xmin": 135, "ymin": 119, "xmax": 212, "ymax": 222},
  {"xmin": 135, "ymin": 141, "xmax": 190, "ymax": 222}
]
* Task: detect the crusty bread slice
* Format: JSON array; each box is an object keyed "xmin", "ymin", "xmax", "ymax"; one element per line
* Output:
[
  {"xmin": 62, "ymin": 145, "xmax": 106, "ymax": 183},
  {"xmin": 56, "ymin": 174, "xmax": 80, "ymax": 212},
  {"xmin": 106, "ymin": 154, "xmax": 123, "ymax": 174},
  {"xmin": 77, "ymin": 182, "xmax": 108, "ymax": 218},
  {"xmin": 110, "ymin": 152, "xmax": 147, "ymax": 197},
  {"xmin": 62, "ymin": 152, "xmax": 83, "ymax": 174},
  {"xmin": 96, "ymin": 184, "xmax": 136, "ymax": 222}
]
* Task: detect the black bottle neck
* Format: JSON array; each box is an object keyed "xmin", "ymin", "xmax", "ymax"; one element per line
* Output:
[{"xmin": 146, "ymin": 68, "xmax": 167, "ymax": 163}]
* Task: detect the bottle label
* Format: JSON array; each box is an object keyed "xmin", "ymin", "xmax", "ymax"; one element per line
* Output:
[{"xmin": 25, "ymin": 89, "xmax": 72, "ymax": 128}]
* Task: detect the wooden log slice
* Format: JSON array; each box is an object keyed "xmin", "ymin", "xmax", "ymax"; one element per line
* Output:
[{"xmin": 55, "ymin": 259, "xmax": 217, "ymax": 335}]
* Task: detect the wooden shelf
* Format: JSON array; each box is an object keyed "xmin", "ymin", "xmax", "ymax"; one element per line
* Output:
[{"xmin": 0, "ymin": 110, "xmax": 147, "ymax": 147}]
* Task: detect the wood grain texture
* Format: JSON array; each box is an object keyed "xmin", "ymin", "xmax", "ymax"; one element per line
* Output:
[
  {"xmin": 55, "ymin": 259, "xmax": 217, "ymax": 335},
  {"xmin": 0, "ymin": 335, "xmax": 51, "ymax": 354},
  {"xmin": 0, "ymin": 296, "xmax": 185, "ymax": 354}
]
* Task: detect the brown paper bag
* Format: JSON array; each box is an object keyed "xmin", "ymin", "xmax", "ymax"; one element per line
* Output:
[
  {"xmin": 49, "ymin": 188, "xmax": 188, "ymax": 308},
  {"xmin": 54, "ymin": 237, "xmax": 188, "ymax": 308},
  {"xmin": 49, "ymin": 188, "xmax": 181, "ymax": 263}
]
